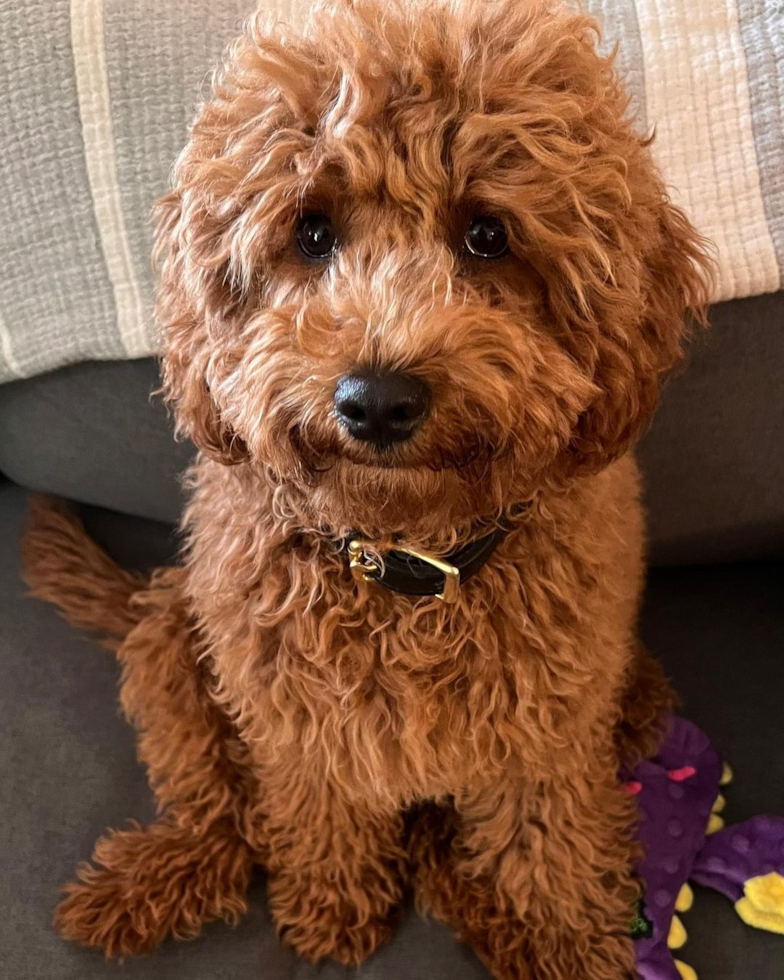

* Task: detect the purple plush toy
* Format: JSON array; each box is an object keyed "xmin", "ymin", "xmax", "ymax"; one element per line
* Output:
[{"xmin": 628, "ymin": 717, "xmax": 784, "ymax": 979}]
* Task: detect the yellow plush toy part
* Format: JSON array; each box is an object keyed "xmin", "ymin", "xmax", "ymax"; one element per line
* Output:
[{"xmin": 736, "ymin": 873, "xmax": 784, "ymax": 935}]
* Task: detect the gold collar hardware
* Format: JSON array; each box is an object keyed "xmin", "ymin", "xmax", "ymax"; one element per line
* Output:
[{"xmin": 348, "ymin": 538, "xmax": 461, "ymax": 604}]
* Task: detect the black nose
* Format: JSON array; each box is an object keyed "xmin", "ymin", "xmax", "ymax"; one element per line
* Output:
[{"xmin": 334, "ymin": 372, "xmax": 431, "ymax": 446}]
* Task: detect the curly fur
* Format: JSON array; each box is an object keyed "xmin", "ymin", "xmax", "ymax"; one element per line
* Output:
[{"xmin": 24, "ymin": 0, "xmax": 711, "ymax": 976}]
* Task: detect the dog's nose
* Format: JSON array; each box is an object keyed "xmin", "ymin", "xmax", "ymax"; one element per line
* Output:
[{"xmin": 334, "ymin": 372, "xmax": 431, "ymax": 446}]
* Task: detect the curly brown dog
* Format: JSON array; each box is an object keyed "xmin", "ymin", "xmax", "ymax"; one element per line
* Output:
[{"xmin": 23, "ymin": 0, "xmax": 712, "ymax": 976}]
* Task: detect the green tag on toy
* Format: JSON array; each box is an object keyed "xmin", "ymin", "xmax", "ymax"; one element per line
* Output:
[{"xmin": 630, "ymin": 899, "xmax": 654, "ymax": 940}]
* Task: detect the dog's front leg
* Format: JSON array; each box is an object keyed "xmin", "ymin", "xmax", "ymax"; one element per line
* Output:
[
  {"xmin": 411, "ymin": 801, "xmax": 534, "ymax": 979},
  {"xmin": 55, "ymin": 572, "xmax": 259, "ymax": 957},
  {"xmin": 261, "ymin": 762, "xmax": 408, "ymax": 966},
  {"xmin": 457, "ymin": 760, "xmax": 639, "ymax": 980}
]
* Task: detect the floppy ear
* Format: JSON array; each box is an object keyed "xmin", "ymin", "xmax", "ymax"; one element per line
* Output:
[
  {"xmin": 151, "ymin": 17, "xmax": 319, "ymax": 469},
  {"xmin": 154, "ymin": 190, "xmax": 249, "ymax": 467},
  {"xmin": 569, "ymin": 196, "xmax": 712, "ymax": 473}
]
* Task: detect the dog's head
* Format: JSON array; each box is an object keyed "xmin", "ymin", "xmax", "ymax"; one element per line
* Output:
[{"xmin": 156, "ymin": 0, "xmax": 711, "ymax": 541}]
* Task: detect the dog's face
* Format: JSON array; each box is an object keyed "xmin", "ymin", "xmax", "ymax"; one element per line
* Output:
[{"xmin": 157, "ymin": 0, "xmax": 709, "ymax": 541}]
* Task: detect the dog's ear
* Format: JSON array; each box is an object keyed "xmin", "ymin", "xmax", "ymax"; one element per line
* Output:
[
  {"xmin": 568, "ymin": 196, "xmax": 712, "ymax": 473},
  {"xmin": 154, "ymin": 190, "xmax": 249, "ymax": 467}
]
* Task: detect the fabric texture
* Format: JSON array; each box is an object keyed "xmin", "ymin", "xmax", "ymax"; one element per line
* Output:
[
  {"xmin": 0, "ymin": 357, "xmax": 192, "ymax": 524},
  {"xmin": 637, "ymin": 290, "xmax": 784, "ymax": 566},
  {"xmin": 1, "ymin": 480, "xmax": 783, "ymax": 978},
  {"xmin": 0, "ymin": 0, "xmax": 782, "ymax": 383}
]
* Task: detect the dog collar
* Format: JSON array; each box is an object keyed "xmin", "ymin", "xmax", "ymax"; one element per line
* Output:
[{"xmin": 346, "ymin": 525, "xmax": 510, "ymax": 604}]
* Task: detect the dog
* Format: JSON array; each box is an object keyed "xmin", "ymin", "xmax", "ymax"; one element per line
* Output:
[{"xmin": 23, "ymin": 0, "xmax": 712, "ymax": 976}]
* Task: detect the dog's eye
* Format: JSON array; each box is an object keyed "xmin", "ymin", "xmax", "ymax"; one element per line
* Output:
[
  {"xmin": 296, "ymin": 213, "xmax": 337, "ymax": 260},
  {"xmin": 464, "ymin": 216, "xmax": 509, "ymax": 259}
]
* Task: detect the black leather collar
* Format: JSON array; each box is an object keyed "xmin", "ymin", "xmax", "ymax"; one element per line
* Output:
[{"xmin": 346, "ymin": 524, "xmax": 510, "ymax": 603}]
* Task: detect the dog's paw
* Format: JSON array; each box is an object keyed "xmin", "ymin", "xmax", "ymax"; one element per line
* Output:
[
  {"xmin": 525, "ymin": 933, "xmax": 636, "ymax": 980},
  {"xmin": 277, "ymin": 908, "xmax": 395, "ymax": 966},
  {"xmin": 268, "ymin": 870, "xmax": 399, "ymax": 966},
  {"xmin": 55, "ymin": 826, "xmax": 252, "ymax": 957},
  {"xmin": 55, "ymin": 864, "xmax": 173, "ymax": 958}
]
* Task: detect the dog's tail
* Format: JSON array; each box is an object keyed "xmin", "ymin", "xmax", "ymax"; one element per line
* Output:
[{"xmin": 21, "ymin": 496, "xmax": 149, "ymax": 649}]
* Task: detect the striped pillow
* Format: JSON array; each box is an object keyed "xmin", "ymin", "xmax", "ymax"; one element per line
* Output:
[{"xmin": 0, "ymin": 0, "xmax": 781, "ymax": 383}]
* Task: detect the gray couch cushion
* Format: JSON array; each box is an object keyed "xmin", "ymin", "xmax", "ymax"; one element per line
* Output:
[
  {"xmin": 2, "ymin": 480, "xmax": 783, "ymax": 978},
  {"xmin": 1, "ymin": 290, "xmax": 783, "ymax": 562},
  {"xmin": 639, "ymin": 291, "xmax": 784, "ymax": 565},
  {"xmin": 0, "ymin": 359, "xmax": 191, "ymax": 524}
]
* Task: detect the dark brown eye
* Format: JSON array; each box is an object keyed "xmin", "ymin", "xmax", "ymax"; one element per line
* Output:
[
  {"xmin": 464, "ymin": 215, "xmax": 509, "ymax": 259},
  {"xmin": 296, "ymin": 213, "xmax": 337, "ymax": 259}
]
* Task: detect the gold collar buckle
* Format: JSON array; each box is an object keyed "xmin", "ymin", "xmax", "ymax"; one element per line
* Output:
[{"xmin": 347, "ymin": 538, "xmax": 461, "ymax": 604}]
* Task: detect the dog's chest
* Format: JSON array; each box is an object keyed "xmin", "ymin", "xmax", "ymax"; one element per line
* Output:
[
  {"xmin": 195, "ymin": 463, "xmax": 644, "ymax": 803},
  {"xmin": 236, "ymin": 590, "xmax": 563, "ymax": 804}
]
